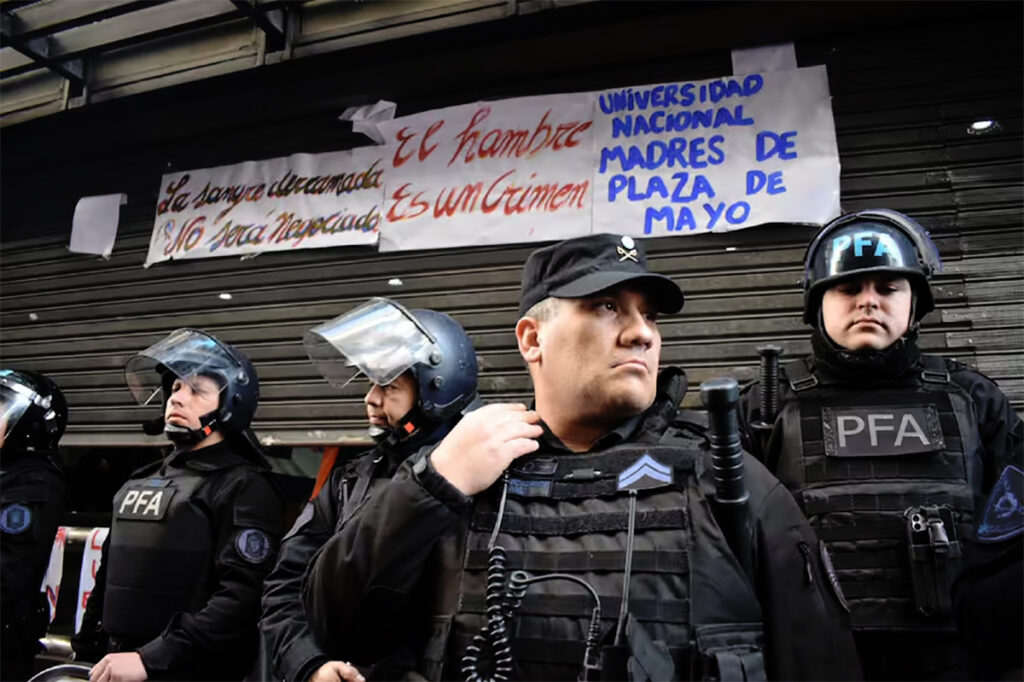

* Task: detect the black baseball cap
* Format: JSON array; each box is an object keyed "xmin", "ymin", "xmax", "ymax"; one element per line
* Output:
[{"xmin": 518, "ymin": 233, "xmax": 684, "ymax": 317}]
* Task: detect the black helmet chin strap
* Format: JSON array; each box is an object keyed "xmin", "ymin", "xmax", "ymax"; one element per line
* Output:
[
  {"xmin": 378, "ymin": 405, "xmax": 430, "ymax": 450},
  {"xmin": 164, "ymin": 410, "xmax": 220, "ymax": 446}
]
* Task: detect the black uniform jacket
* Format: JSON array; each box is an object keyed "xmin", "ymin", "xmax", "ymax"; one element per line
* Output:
[
  {"xmin": 261, "ymin": 444, "xmax": 410, "ymax": 681},
  {"xmin": 739, "ymin": 355, "xmax": 1024, "ymax": 500},
  {"xmin": 1, "ymin": 450, "xmax": 65, "ymax": 680},
  {"xmin": 301, "ymin": 369, "xmax": 862, "ymax": 681},
  {"xmin": 84, "ymin": 440, "xmax": 284, "ymax": 680}
]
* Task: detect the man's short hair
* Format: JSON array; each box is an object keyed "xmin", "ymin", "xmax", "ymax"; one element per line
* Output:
[{"xmin": 520, "ymin": 297, "xmax": 562, "ymax": 323}]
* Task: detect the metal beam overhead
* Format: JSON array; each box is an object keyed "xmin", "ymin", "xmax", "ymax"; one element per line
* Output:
[
  {"xmin": 230, "ymin": 0, "xmax": 284, "ymax": 42},
  {"xmin": 0, "ymin": 11, "xmax": 83, "ymax": 85},
  {"xmin": 1, "ymin": 0, "xmax": 242, "ymax": 78},
  {"xmin": 6, "ymin": 0, "xmax": 166, "ymax": 42}
]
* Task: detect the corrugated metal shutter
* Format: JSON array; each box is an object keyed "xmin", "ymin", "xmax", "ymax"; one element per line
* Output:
[{"xmin": 2, "ymin": 5, "xmax": 1020, "ymax": 447}]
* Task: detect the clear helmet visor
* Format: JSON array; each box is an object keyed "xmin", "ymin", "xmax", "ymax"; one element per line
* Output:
[
  {"xmin": 0, "ymin": 382, "xmax": 35, "ymax": 441},
  {"xmin": 124, "ymin": 329, "xmax": 241, "ymax": 406},
  {"xmin": 303, "ymin": 298, "xmax": 439, "ymax": 388}
]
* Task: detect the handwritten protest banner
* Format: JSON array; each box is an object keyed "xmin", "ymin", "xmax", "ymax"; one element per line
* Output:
[
  {"xmin": 376, "ymin": 93, "xmax": 596, "ymax": 251},
  {"xmin": 593, "ymin": 66, "xmax": 839, "ymax": 236},
  {"xmin": 145, "ymin": 146, "xmax": 384, "ymax": 265},
  {"xmin": 146, "ymin": 68, "xmax": 838, "ymax": 260}
]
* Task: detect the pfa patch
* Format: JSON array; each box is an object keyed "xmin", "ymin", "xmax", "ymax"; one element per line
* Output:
[
  {"xmin": 822, "ymin": 404, "xmax": 944, "ymax": 457},
  {"xmin": 978, "ymin": 465, "xmax": 1024, "ymax": 543},
  {"xmin": 617, "ymin": 453, "xmax": 673, "ymax": 491},
  {"xmin": 235, "ymin": 528, "xmax": 272, "ymax": 564},
  {"xmin": 0, "ymin": 503, "xmax": 32, "ymax": 534}
]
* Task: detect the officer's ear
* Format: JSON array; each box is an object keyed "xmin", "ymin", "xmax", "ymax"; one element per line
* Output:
[{"xmin": 516, "ymin": 316, "xmax": 543, "ymax": 365}]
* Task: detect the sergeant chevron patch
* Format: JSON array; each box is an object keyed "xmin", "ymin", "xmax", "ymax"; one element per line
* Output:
[{"xmin": 617, "ymin": 453, "xmax": 673, "ymax": 491}]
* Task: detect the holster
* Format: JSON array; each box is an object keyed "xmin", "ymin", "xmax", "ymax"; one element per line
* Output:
[{"xmin": 905, "ymin": 504, "xmax": 962, "ymax": 617}]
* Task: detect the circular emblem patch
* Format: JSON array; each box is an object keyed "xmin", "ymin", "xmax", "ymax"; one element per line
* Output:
[
  {"xmin": 621, "ymin": 235, "xmax": 635, "ymax": 249},
  {"xmin": 235, "ymin": 528, "xmax": 271, "ymax": 564},
  {"xmin": 0, "ymin": 503, "xmax": 32, "ymax": 534}
]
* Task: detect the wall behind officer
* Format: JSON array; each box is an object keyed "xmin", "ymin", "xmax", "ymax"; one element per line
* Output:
[
  {"xmin": 72, "ymin": 329, "xmax": 285, "ymax": 682},
  {"xmin": 1, "ymin": 369, "xmax": 67, "ymax": 682},
  {"xmin": 738, "ymin": 209, "xmax": 1024, "ymax": 681},
  {"xmin": 261, "ymin": 300, "xmax": 479, "ymax": 682},
  {"xmin": 302, "ymin": 233, "xmax": 860, "ymax": 681}
]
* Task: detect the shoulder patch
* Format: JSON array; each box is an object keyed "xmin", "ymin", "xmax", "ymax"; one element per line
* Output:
[
  {"xmin": 235, "ymin": 528, "xmax": 273, "ymax": 563},
  {"xmin": 0, "ymin": 503, "xmax": 32, "ymax": 534},
  {"xmin": 978, "ymin": 465, "xmax": 1024, "ymax": 543}
]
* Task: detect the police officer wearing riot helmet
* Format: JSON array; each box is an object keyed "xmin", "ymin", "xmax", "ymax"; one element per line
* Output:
[
  {"xmin": 261, "ymin": 300, "xmax": 480, "ymax": 682},
  {"xmin": 302, "ymin": 233, "xmax": 860, "ymax": 681},
  {"xmin": 738, "ymin": 209, "xmax": 1024, "ymax": 680},
  {"xmin": 1, "ymin": 369, "xmax": 67, "ymax": 682},
  {"xmin": 74, "ymin": 329, "xmax": 284, "ymax": 682}
]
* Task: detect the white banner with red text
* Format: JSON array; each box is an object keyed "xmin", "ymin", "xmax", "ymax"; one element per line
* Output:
[{"xmin": 145, "ymin": 147, "xmax": 384, "ymax": 266}]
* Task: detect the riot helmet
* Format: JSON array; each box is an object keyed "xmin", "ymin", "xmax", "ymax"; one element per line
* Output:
[
  {"xmin": 124, "ymin": 329, "xmax": 259, "ymax": 445},
  {"xmin": 304, "ymin": 298, "xmax": 479, "ymax": 444},
  {"xmin": 0, "ymin": 369, "xmax": 67, "ymax": 452},
  {"xmin": 801, "ymin": 209, "xmax": 942, "ymax": 325}
]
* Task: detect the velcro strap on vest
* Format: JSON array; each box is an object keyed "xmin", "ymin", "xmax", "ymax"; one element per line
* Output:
[
  {"xmin": 459, "ymin": 594, "xmax": 690, "ymax": 624},
  {"xmin": 829, "ymin": 549, "xmax": 904, "ymax": 570},
  {"xmin": 803, "ymin": 450, "xmax": 968, "ymax": 484},
  {"xmin": 713, "ymin": 649, "xmax": 766, "ymax": 682},
  {"xmin": 465, "ymin": 548, "xmax": 688, "ymax": 573},
  {"xmin": 804, "ymin": 487, "xmax": 972, "ymax": 516},
  {"xmin": 920, "ymin": 355, "xmax": 950, "ymax": 385},
  {"xmin": 512, "ymin": 447, "xmax": 696, "ymax": 481},
  {"xmin": 694, "ymin": 623, "xmax": 766, "ymax": 682},
  {"xmin": 471, "ymin": 509, "xmax": 687, "ymax": 536},
  {"xmin": 506, "ymin": 477, "xmax": 625, "ymax": 500},
  {"xmin": 840, "ymin": 580, "xmax": 913, "ymax": 599},
  {"xmin": 815, "ymin": 524, "xmax": 905, "ymax": 542},
  {"xmin": 785, "ymin": 359, "xmax": 819, "ymax": 392}
]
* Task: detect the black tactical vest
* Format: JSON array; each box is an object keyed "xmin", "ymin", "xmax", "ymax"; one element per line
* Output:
[
  {"xmin": 771, "ymin": 355, "xmax": 983, "ymax": 632},
  {"xmin": 448, "ymin": 427, "xmax": 765, "ymax": 682},
  {"xmin": 103, "ymin": 463, "xmax": 214, "ymax": 643}
]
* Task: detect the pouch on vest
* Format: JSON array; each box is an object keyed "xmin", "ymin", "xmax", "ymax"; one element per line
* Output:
[
  {"xmin": 693, "ymin": 623, "xmax": 765, "ymax": 682},
  {"xmin": 905, "ymin": 504, "xmax": 962, "ymax": 617},
  {"xmin": 597, "ymin": 614, "xmax": 677, "ymax": 682},
  {"xmin": 420, "ymin": 614, "xmax": 453, "ymax": 682}
]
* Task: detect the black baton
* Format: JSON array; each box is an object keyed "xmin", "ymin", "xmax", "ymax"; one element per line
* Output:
[
  {"xmin": 700, "ymin": 377, "xmax": 753, "ymax": 579},
  {"xmin": 750, "ymin": 344, "xmax": 783, "ymax": 456}
]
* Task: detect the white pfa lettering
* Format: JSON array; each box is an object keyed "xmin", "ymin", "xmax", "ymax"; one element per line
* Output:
[
  {"xmin": 867, "ymin": 414, "xmax": 895, "ymax": 446},
  {"xmin": 142, "ymin": 491, "xmax": 163, "ymax": 515},
  {"xmin": 895, "ymin": 414, "xmax": 930, "ymax": 447},
  {"xmin": 119, "ymin": 490, "xmax": 139, "ymax": 514},
  {"xmin": 837, "ymin": 415, "xmax": 865, "ymax": 448},
  {"xmin": 120, "ymin": 489, "xmax": 164, "ymax": 516}
]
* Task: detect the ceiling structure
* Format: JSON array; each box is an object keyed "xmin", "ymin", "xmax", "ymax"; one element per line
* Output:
[{"xmin": 0, "ymin": 0, "xmax": 574, "ymax": 126}]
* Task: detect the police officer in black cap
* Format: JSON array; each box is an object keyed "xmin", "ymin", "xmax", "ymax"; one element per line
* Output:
[
  {"xmin": 738, "ymin": 209, "xmax": 1024, "ymax": 680},
  {"xmin": 302, "ymin": 233, "xmax": 860, "ymax": 681},
  {"xmin": 1, "ymin": 369, "xmax": 67, "ymax": 681},
  {"xmin": 261, "ymin": 299, "xmax": 480, "ymax": 682},
  {"xmin": 73, "ymin": 329, "xmax": 284, "ymax": 682}
]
